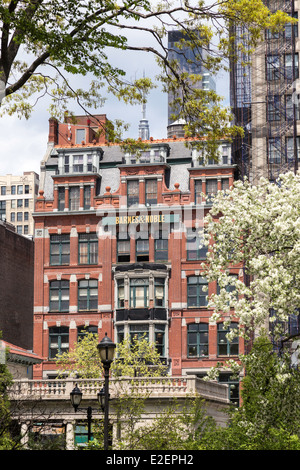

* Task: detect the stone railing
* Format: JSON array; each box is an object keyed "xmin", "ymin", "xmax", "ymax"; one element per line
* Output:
[{"xmin": 8, "ymin": 376, "xmax": 228, "ymax": 404}]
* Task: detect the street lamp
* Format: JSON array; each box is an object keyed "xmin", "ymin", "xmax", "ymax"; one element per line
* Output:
[
  {"xmin": 97, "ymin": 332, "xmax": 116, "ymax": 450},
  {"xmin": 70, "ymin": 383, "xmax": 94, "ymax": 442}
]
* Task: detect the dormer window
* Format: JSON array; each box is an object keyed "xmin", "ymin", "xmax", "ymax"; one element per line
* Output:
[{"xmin": 76, "ymin": 129, "xmax": 86, "ymax": 144}]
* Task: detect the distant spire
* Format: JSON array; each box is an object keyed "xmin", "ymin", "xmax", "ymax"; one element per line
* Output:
[{"xmin": 138, "ymin": 72, "xmax": 150, "ymax": 140}]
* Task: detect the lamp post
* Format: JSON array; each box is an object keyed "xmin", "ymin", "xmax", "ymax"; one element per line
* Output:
[
  {"xmin": 97, "ymin": 332, "xmax": 116, "ymax": 450},
  {"xmin": 70, "ymin": 383, "xmax": 95, "ymax": 442}
]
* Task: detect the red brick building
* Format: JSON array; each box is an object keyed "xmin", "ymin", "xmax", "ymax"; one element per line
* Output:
[{"xmin": 33, "ymin": 115, "xmax": 242, "ymax": 404}]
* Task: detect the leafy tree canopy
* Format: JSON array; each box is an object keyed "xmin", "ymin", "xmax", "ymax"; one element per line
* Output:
[{"xmin": 0, "ymin": 0, "xmax": 294, "ymax": 155}]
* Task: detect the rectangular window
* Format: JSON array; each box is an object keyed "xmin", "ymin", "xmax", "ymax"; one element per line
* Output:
[
  {"xmin": 285, "ymin": 12, "xmax": 298, "ymax": 38},
  {"xmin": 76, "ymin": 129, "xmax": 86, "ymax": 144},
  {"xmin": 221, "ymin": 179, "xmax": 230, "ymax": 191},
  {"xmin": 155, "ymin": 238, "xmax": 168, "ymax": 262},
  {"xmin": 78, "ymin": 233, "xmax": 98, "ymax": 265},
  {"xmin": 0, "ymin": 201, "xmax": 6, "ymax": 220},
  {"xmin": 117, "ymin": 279, "xmax": 125, "ymax": 308},
  {"xmin": 49, "ymin": 280, "xmax": 69, "ymax": 312},
  {"xmin": 17, "ymin": 212, "xmax": 22, "ymax": 222},
  {"xmin": 17, "ymin": 185, "xmax": 23, "ymax": 195},
  {"xmin": 58, "ymin": 187, "xmax": 65, "ymax": 211},
  {"xmin": 154, "ymin": 278, "xmax": 165, "ymax": 307},
  {"xmin": 266, "ymin": 54, "xmax": 280, "ymax": 81},
  {"xmin": 267, "ymin": 95, "xmax": 281, "ymax": 121},
  {"xmin": 49, "ymin": 326, "xmax": 69, "ymax": 359},
  {"xmin": 130, "ymin": 278, "xmax": 149, "ymax": 308},
  {"xmin": 219, "ymin": 373, "xmax": 240, "ymax": 407},
  {"xmin": 129, "ymin": 324, "xmax": 149, "ymax": 343},
  {"xmin": 285, "ymin": 94, "xmax": 300, "ymax": 121},
  {"xmin": 78, "ymin": 279, "xmax": 98, "ymax": 311},
  {"xmin": 194, "ymin": 180, "xmax": 202, "ymax": 204},
  {"xmin": 25, "ymin": 185, "xmax": 29, "ymax": 194},
  {"xmin": 155, "ymin": 324, "xmax": 165, "ymax": 357},
  {"xmin": 10, "ymin": 212, "xmax": 15, "ymax": 222},
  {"xmin": 145, "ymin": 179, "xmax": 157, "ymax": 206},
  {"xmin": 84, "ymin": 186, "xmax": 91, "ymax": 209},
  {"xmin": 50, "ymin": 234, "xmax": 70, "ymax": 265},
  {"xmin": 117, "ymin": 233, "xmax": 130, "ymax": 262},
  {"xmin": 1, "ymin": 186, "xmax": 6, "ymax": 195},
  {"xmin": 187, "ymin": 323, "xmax": 209, "ymax": 357},
  {"xmin": 64, "ymin": 155, "xmax": 70, "ymax": 174},
  {"xmin": 69, "ymin": 186, "xmax": 80, "ymax": 211},
  {"xmin": 285, "ymin": 53, "xmax": 299, "ymax": 80},
  {"xmin": 268, "ymin": 138, "xmax": 281, "ymax": 164},
  {"xmin": 206, "ymin": 179, "xmax": 218, "ymax": 203},
  {"xmin": 187, "ymin": 276, "xmax": 208, "ymax": 307},
  {"xmin": 218, "ymin": 323, "xmax": 239, "ymax": 356},
  {"xmin": 127, "ymin": 180, "xmax": 139, "ymax": 207},
  {"xmin": 17, "ymin": 226, "xmax": 22, "ymax": 234},
  {"xmin": 17, "ymin": 199, "xmax": 22, "ymax": 208},
  {"xmin": 77, "ymin": 325, "xmax": 98, "ymax": 341},
  {"xmin": 24, "ymin": 225, "xmax": 28, "ymax": 235},
  {"xmin": 24, "ymin": 212, "xmax": 29, "ymax": 221},
  {"xmin": 24, "ymin": 199, "xmax": 29, "ymax": 208},
  {"xmin": 73, "ymin": 155, "xmax": 84, "ymax": 173},
  {"xmin": 286, "ymin": 136, "xmax": 300, "ymax": 162},
  {"xmin": 186, "ymin": 229, "xmax": 207, "ymax": 261},
  {"xmin": 11, "ymin": 185, "xmax": 16, "ymax": 195},
  {"xmin": 136, "ymin": 239, "xmax": 149, "ymax": 262},
  {"xmin": 11, "ymin": 200, "xmax": 16, "ymax": 209}
]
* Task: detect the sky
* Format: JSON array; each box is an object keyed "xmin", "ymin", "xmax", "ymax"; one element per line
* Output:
[{"xmin": 0, "ymin": 29, "xmax": 230, "ymax": 178}]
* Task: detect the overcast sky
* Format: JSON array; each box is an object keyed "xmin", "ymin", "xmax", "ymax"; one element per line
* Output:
[{"xmin": 0, "ymin": 31, "xmax": 230, "ymax": 178}]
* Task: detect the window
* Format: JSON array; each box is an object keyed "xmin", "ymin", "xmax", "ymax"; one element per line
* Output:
[
  {"xmin": 17, "ymin": 199, "xmax": 22, "ymax": 208},
  {"xmin": 145, "ymin": 179, "xmax": 157, "ymax": 206},
  {"xmin": 78, "ymin": 233, "xmax": 98, "ymax": 264},
  {"xmin": 117, "ymin": 233, "xmax": 130, "ymax": 262},
  {"xmin": 186, "ymin": 229, "xmax": 207, "ymax": 260},
  {"xmin": 217, "ymin": 274, "xmax": 238, "ymax": 306},
  {"xmin": 17, "ymin": 185, "xmax": 23, "ymax": 195},
  {"xmin": 266, "ymin": 55, "xmax": 280, "ymax": 81},
  {"xmin": 117, "ymin": 279, "xmax": 125, "ymax": 308},
  {"xmin": 130, "ymin": 278, "xmax": 149, "ymax": 308},
  {"xmin": 25, "ymin": 185, "xmax": 29, "ymax": 194},
  {"xmin": 206, "ymin": 179, "xmax": 218, "ymax": 203},
  {"xmin": 127, "ymin": 180, "xmax": 139, "ymax": 207},
  {"xmin": 187, "ymin": 323, "xmax": 209, "ymax": 357},
  {"xmin": 49, "ymin": 280, "xmax": 69, "ymax": 312},
  {"xmin": 0, "ymin": 201, "xmax": 6, "ymax": 220},
  {"xmin": 268, "ymin": 137, "xmax": 281, "ymax": 164},
  {"xmin": 49, "ymin": 326, "xmax": 69, "ymax": 359},
  {"xmin": 24, "ymin": 199, "xmax": 29, "ymax": 208},
  {"xmin": 64, "ymin": 155, "xmax": 70, "ymax": 173},
  {"xmin": 69, "ymin": 186, "xmax": 80, "ymax": 210},
  {"xmin": 76, "ymin": 129, "xmax": 86, "ymax": 144},
  {"xmin": 11, "ymin": 185, "xmax": 16, "ymax": 195},
  {"xmin": 10, "ymin": 212, "xmax": 15, "ymax": 222},
  {"xmin": 194, "ymin": 180, "xmax": 202, "ymax": 204},
  {"xmin": 24, "ymin": 212, "xmax": 29, "ymax": 221},
  {"xmin": 77, "ymin": 325, "xmax": 98, "ymax": 341},
  {"xmin": 84, "ymin": 186, "xmax": 91, "ymax": 209},
  {"xmin": 24, "ymin": 225, "xmax": 28, "ymax": 235},
  {"xmin": 58, "ymin": 187, "xmax": 65, "ymax": 211},
  {"xmin": 17, "ymin": 212, "xmax": 22, "ymax": 222},
  {"xmin": 285, "ymin": 95, "xmax": 300, "ymax": 121},
  {"xmin": 154, "ymin": 278, "xmax": 165, "ymax": 307},
  {"xmin": 267, "ymin": 95, "xmax": 280, "ymax": 121},
  {"xmin": 73, "ymin": 155, "xmax": 84, "ymax": 172},
  {"xmin": 217, "ymin": 323, "xmax": 239, "ymax": 356},
  {"xmin": 1, "ymin": 186, "xmax": 6, "ymax": 195},
  {"xmin": 11, "ymin": 200, "xmax": 16, "ymax": 209},
  {"xmin": 286, "ymin": 136, "xmax": 300, "ymax": 162},
  {"xmin": 155, "ymin": 237, "xmax": 168, "ymax": 262},
  {"xmin": 221, "ymin": 179, "xmax": 230, "ymax": 191},
  {"xmin": 285, "ymin": 12, "xmax": 298, "ymax": 38},
  {"xmin": 78, "ymin": 279, "xmax": 98, "ymax": 311},
  {"xmin": 17, "ymin": 226, "xmax": 22, "ymax": 234},
  {"xmin": 136, "ymin": 239, "xmax": 149, "ymax": 262},
  {"xmin": 187, "ymin": 276, "xmax": 208, "ymax": 307},
  {"xmin": 285, "ymin": 53, "xmax": 299, "ymax": 80},
  {"xmin": 50, "ymin": 234, "xmax": 70, "ymax": 265},
  {"xmin": 155, "ymin": 324, "xmax": 165, "ymax": 356},
  {"xmin": 130, "ymin": 324, "xmax": 149, "ymax": 343}
]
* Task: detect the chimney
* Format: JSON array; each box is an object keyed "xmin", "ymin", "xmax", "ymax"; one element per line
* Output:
[{"xmin": 48, "ymin": 117, "xmax": 59, "ymax": 145}]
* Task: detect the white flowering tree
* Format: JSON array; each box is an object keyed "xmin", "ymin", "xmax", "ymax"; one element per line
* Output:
[{"xmin": 202, "ymin": 171, "xmax": 300, "ymax": 344}]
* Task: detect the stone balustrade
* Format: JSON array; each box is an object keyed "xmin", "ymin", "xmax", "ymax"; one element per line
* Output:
[{"xmin": 9, "ymin": 375, "xmax": 229, "ymax": 404}]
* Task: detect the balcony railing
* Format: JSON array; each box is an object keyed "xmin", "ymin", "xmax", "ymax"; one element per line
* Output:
[{"xmin": 8, "ymin": 376, "xmax": 229, "ymax": 404}]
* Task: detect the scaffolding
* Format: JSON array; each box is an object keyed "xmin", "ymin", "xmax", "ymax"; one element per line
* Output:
[{"xmin": 230, "ymin": 0, "xmax": 299, "ymax": 183}]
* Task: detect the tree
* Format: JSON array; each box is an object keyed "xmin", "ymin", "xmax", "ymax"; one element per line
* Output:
[
  {"xmin": 202, "ymin": 171, "xmax": 300, "ymax": 343},
  {"xmin": 203, "ymin": 335, "xmax": 300, "ymax": 450},
  {"xmin": 0, "ymin": 0, "xmax": 293, "ymax": 155},
  {"xmin": 0, "ymin": 339, "xmax": 16, "ymax": 449}
]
